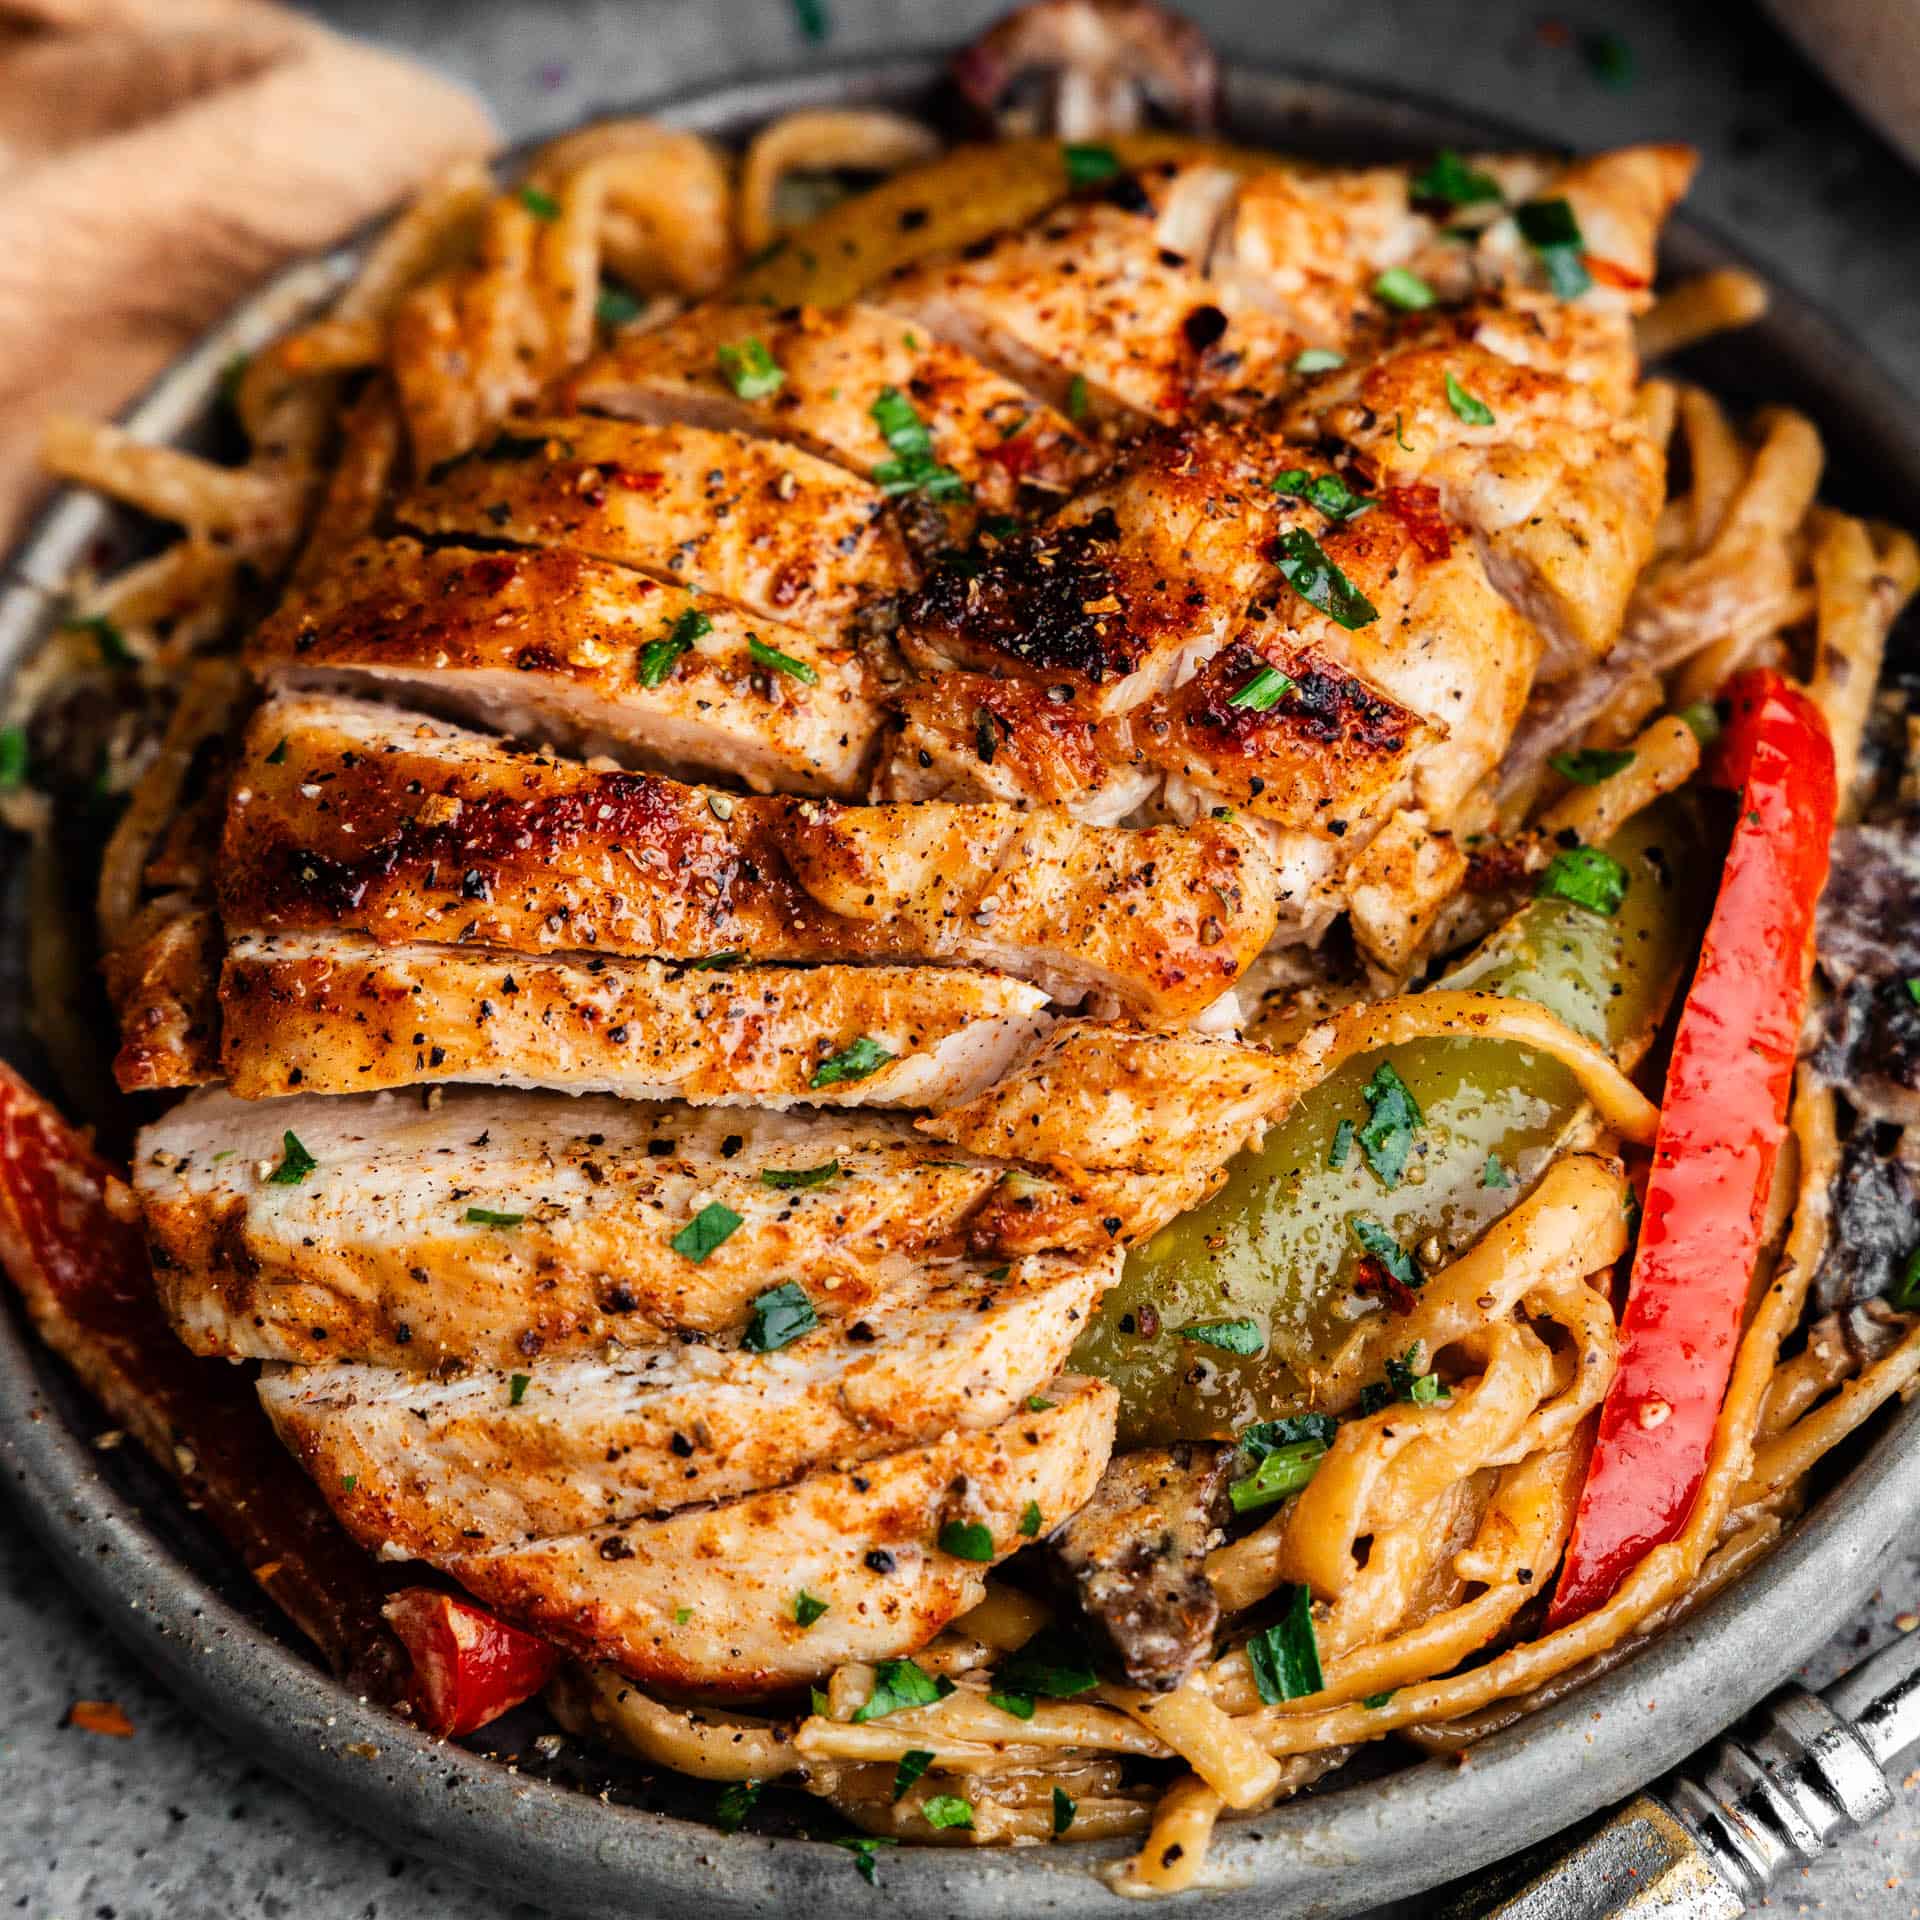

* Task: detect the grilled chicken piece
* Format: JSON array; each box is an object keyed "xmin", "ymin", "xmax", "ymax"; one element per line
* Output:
[
  {"xmin": 137, "ymin": 1086, "xmax": 1199, "ymax": 1371},
  {"xmin": 220, "ymin": 694, "xmax": 1280, "ymax": 1022},
  {"xmin": 921, "ymin": 1018, "xmax": 1298, "ymax": 1175},
  {"xmin": 259, "ymin": 1247, "xmax": 1118, "ymax": 1555},
  {"xmin": 880, "ymin": 161, "xmax": 1301, "ymax": 428},
  {"xmin": 220, "ymin": 932, "xmax": 1051, "ymax": 1109},
  {"xmin": 898, "ymin": 416, "xmax": 1285, "ymax": 714},
  {"xmin": 394, "ymin": 417, "xmax": 912, "ymax": 630},
  {"xmin": 433, "ymin": 1378, "xmax": 1116, "ymax": 1695},
  {"xmin": 104, "ymin": 896, "xmax": 224, "ymax": 1092},
  {"xmin": 248, "ymin": 539, "xmax": 879, "ymax": 796},
  {"xmin": 563, "ymin": 299, "xmax": 1095, "ymax": 519},
  {"xmin": 1281, "ymin": 315, "xmax": 1664, "ymax": 678},
  {"xmin": 1047, "ymin": 1442, "xmax": 1233, "ymax": 1692}
]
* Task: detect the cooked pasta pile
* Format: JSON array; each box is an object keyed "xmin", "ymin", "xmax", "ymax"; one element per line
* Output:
[{"xmin": 21, "ymin": 97, "xmax": 1920, "ymax": 1898}]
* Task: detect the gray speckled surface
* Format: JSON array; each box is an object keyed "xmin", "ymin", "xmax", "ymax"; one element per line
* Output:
[{"xmin": 4, "ymin": 2, "xmax": 1920, "ymax": 1914}]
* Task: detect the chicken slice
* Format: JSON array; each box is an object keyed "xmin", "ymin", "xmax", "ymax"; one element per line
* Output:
[
  {"xmin": 220, "ymin": 932, "xmax": 1051, "ymax": 1109},
  {"xmin": 563, "ymin": 299, "xmax": 1095, "ymax": 521},
  {"xmin": 136, "ymin": 1086, "xmax": 1190, "ymax": 1371},
  {"xmin": 433, "ymin": 1378, "xmax": 1116, "ymax": 1695},
  {"xmin": 394, "ymin": 417, "xmax": 912, "ymax": 629},
  {"xmin": 220, "ymin": 693, "xmax": 1280, "ymax": 1022},
  {"xmin": 257, "ymin": 1247, "xmax": 1118, "ymax": 1555},
  {"xmin": 248, "ymin": 538, "xmax": 879, "ymax": 796},
  {"xmin": 880, "ymin": 161, "xmax": 1301, "ymax": 427},
  {"xmin": 1281, "ymin": 314, "xmax": 1663, "ymax": 677},
  {"xmin": 104, "ymin": 896, "xmax": 224, "ymax": 1092},
  {"xmin": 897, "ymin": 416, "xmax": 1285, "ymax": 714}
]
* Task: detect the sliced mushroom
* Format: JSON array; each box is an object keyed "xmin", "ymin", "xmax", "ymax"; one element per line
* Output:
[
  {"xmin": 1046, "ymin": 1441, "xmax": 1232, "ymax": 1692},
  {"xmin": 950, "ymin": 0, "xmax": 1219, "ymax": 141},
  {"xmin": 737, "ymin": 110, "xmax": 943, "ymax": 258},
  {"xmin": 1809, "ymin": 1126, "xmax": 1918, "ymax": 1312}
]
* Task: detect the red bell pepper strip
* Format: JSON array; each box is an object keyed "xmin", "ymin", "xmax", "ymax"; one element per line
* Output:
[
  {"xmin": 0, "ymin": 1063, "xmax": 557, "ymax": 1734},
  {"xmin": 1546, "ymin": 669, "xmax": 1836, "ymax": 1628},
  {"xmin": 384, "ymin": 1589, "xmax": 564, "ymax": 1737}
]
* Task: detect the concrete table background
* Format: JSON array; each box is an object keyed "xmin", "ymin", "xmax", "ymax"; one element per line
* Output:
[{"xmin": 4, "ymin": 1, "xmax": 1920, "ymax": 1913}]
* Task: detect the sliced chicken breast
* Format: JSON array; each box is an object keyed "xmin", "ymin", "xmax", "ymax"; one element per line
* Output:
[
  {"xmin": 249, "ymin": 538, "xmax": 879, "ymax": 796},
  {"xmin": 394, "ymin": 417, "xmax": 912, "ymax": 629},
  {"xmin": 220, "ymin": 694, "xmax": 1281, "ymax": 1022},
  {"xmin": 136, "ymin": 1086, "xmax": 1192, "ymax": 1371},
  {"xmin": 258, "ymin": 1247, "xmax": 1118, "ymax": 1554},
  {"xmin": 881, "ymin": 161, "xmax": 1301, "ymax": 427},
  {"xmin": 219, "ymin": 932, "xmax": 1051, "ymax": 1109},
  {"xmin": 434, "ymin": 1377, "xmax": 1116, "ymax": 1694},
  {"xmin": 563, "ymin": 299, "xmax": 1095, "ymax": 516}
]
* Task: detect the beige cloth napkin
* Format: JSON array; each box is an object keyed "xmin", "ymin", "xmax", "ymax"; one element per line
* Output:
[{"xmin": 0, "ymin": 0, "xmax": 495, "ymax": 545}]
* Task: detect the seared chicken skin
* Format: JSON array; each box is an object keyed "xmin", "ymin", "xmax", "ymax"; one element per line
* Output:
[
  {"xmin": 259, "ymin": 1246, "xmax": 1118, "ymax": 1554},
  {"xmin": 249, "ymin": 538, "xmax": 879, "ymax": 796},
  {"xmin": 220, "ymin": 693, "xmax": 1280, "ymax": 1021},
  {"xmin": 137, "ymin": 1085, "xmax": 1214, "ymax": 1371},
  {"xmin": 220, "ymin": 933, "xmax": 1051, "ymax": 1109}
]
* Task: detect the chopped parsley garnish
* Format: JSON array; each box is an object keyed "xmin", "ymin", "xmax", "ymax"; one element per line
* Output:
[
  {"xmin": 1892, "ymin": 1248, "xmax": 1920, "ymax": 1311},
  {"xmin": 266, "ymin": 1131, "xmax": 316, "ymax": 1185},
  {"xmin": 1052, "ymin": 1787, "xmax": 1077, "ymax": 1835},
  {"xmin": 1373, "ymin": 265, "xmax": 1435, "ymax": 311},
  {"xmin": 1229, "ymin": 1430, "xmax": 1332, "ymax": 1513},
  {"xmin": 508, "ymin": 1373, "xmax": 530, "ymax": 1407},
  {"xmin": 1358, "ymin": 1061, "xmax": 1424, "ymax": 1189},
  {"xmin": 340, "ymin": 1474, "xmax": 357, "ymax": 1492},
  {"xmin": 518, "ymin": 184, "xmax": 560, "ymax": 222},
  {"xmin": 833, "ymin": 1836, "xmax": 898, "ymax": 1885},
  {"xmin": 761, "ymin": 1160, "xmax": 840, "ymax": 1190},
  {"xmin": 675, "ymin": 1606, "xmax": 694, "ymax": 1625},
  {"xmin": 716, "ymin": 337, "xmax": 786, "ymax": 400},
  {"xmin": 264, "ymin": 736, "xmax": 289, "ymax": 765},
  {"xmin": 1175, "ymin": 1317, "xmax": 1263, "ymax": 1355},
  {"xmin": 66, "ymin": 612, "xmax": 132, "ymax": 668},
  {"xmin": 1018, "ymin": 1499, "xmax": 1043, "ymax": 1538},
  {"xmin": 1387, "ymin": 1347, "xmax": 1447, "ymax": 1404},
  {"xmin": 1270, "ymin": 467, "xmax": 1376, "ymax": 523},
  {"xmin": 1483, "ymin": 1154, "xmax": 1512, "ymax": 1190},
  {"xmin": 938, "ymin": 1519, "xmax": 995, "ymax": 1562},
  {"xmin": 869, "ymin": 386, "xmax": 969, "ymax": 501},
  {"xmin": 1908, "ymin": 979, "xmax": 1920, "ymax": 1008},
  {"xmin": 465, "ymin": 1206, "xmax": 525, "ymax": 1227},
  {"xmin": 1445, "ymin": 371, "xmax": 1495, "ymax": 426},
  {"xmin": 742, "ymin": 1280, "xmax": 817, "ymax": 1351},
  {"xmin": 1292, "ymin": 347, "xmax": 1346, "ymax": 374},
  {"xmin": 987, "ymin": 1688, "xmax": 1036, "ymax": 1720},
  {"xmin": 1516, "ymin": 197, "xmax": 1592, "ymax": 300},
  {"xmin": 810, "ymin": 1036, "xmax": 895, "ymax": 1088},
  {"xmin": 0, "ymin": 727, "xmax": 28, "ymax": 790},
  {"xmin": 1329, "ymin": 1118, "xmax": 1355, "ymax": 1170},
  {"xmin": 1537, "ymin": 845, "xmax": 1629, "ymax": 916},
  {"xmin": 1246, "ymin": 1585, "xmax": 1323, "ymax": 1703},
  {"xmin": 1550, "ymin": 747, "xmax": 1635, "ymax": 786},
  {"xmin": 1026, "ymin": 1394, "xmax": 1056, "ymax": 1413},
  {"xmin": 1352, "ymin": 1215, "xmax": 1418, "ymax": 1289},
  {"xmin": 1226, "ymin": 664, "xmax": 1295, "ymax": 712},
  {"xmin": 1585, "ymin": 30, "xmax": 1635, "ymax": 89},
  {"xmin": 996, "ymin": 1629, "xmax": 1099, "ymax": 1700},
  {"xmin": 638, "ymin": 608, "xmax": 712, "ymax": 687},
  {"xmin": 794, "ymin": 1589, "xmax": 830, "ymax": 1627},
  {"xmin": 1679, "ymin": 699, "xmax": 1722, "ymax": 745},
  {"xmin": 852, "ymin": 1658, "xmax": 951, "ymax": 1722},
  {"xmin": 672, "ymin": 1200, "xmax": 744, "ymax": 1263},
  {"xmin": 714, "ymin": 1780, "xmax": 760, "ymax": 1834},
  {"xmin": 791, "ymin": 0, "xmax": 829, "ymax": 39},
  {"xmin": 685, "ymin": 950, "xmax": 745, "ymax": 970},
  {"xmin": 922, "ymin": 1795, "xmax": 974, "ymax": 1831},
  {"xmin": 892, "ymin": 1750, "xmax": 934, "ymax": 1800},
  {"xmin": 1361, "ymin": 1690, "xmax": 1397, "ymax": 1710},
  {"xmin": 1063, "ymin": 142, "xmax": 1121, "ymax": 186},
  {"xmin": 1410, "ymin": 149, "xmax": 1504, "ymax": 210},
  {"xmin": 748, "ymin": 636, "xmax": 818, "ymax": 684},
  {"xmin": 1274, "ymin": 527, "xmax": 1378, "ymax": 630},
  {"xmin": 595, "ymin": 283, "xmax": 643, "ymax": 329},
  {"xmin": 1065, "ymin": 373, "xmax": 1090, "ymax": 422}
]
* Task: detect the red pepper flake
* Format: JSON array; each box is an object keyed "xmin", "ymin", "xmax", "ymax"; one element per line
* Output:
[
  {"xmin": 1383, "ymin": 485, "xmax": 1452, "ymax": 561},
  {"xmin": 982, "ymin": 435, "xmax": 1038, "ymax": 480},
  {"xmin": 1583, "ymin": 255, "xmax": 1649, "ymax": 291},
  {"xmin": 66, "ymin": 1699, "xmax": 135, "ymax": 1738},
  {"xmin": 1354, "ymin": 1257, "xmax": 1417, "ymax": 1315},
  {"xmin": 602, "ymin": 465, "xmax": 665, "ymax": 495}
]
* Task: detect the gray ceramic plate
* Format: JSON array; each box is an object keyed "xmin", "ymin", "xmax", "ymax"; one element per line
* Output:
[{"xmin": 2, "ymin": 54, "xmax": 1918, "ymax": 1920}]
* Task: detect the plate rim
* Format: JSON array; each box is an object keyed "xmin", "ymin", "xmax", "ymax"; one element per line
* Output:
[{"xmin": 2, "ymin": 47, "xmax": 1917, "ymax": 1920}]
